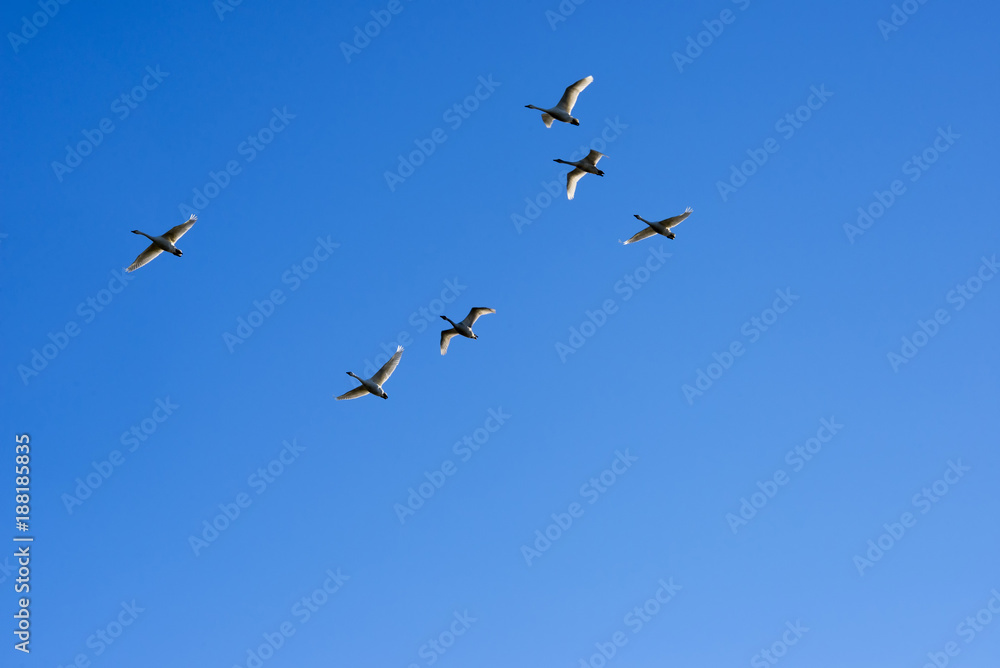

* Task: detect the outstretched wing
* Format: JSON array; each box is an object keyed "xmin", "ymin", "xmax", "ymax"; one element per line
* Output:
[
  {"xmin": 162, "ymin": 215, "xmax": 197, "ymax": 243},
  {"xmin": 461, "ymin": 307, "xmax": 495, "ymax": 328},
  {"xmin": 621, "ymin": 227, "xmax": 659, "ymax": 245},
  {"xmin": 556, "ymin": 76, "xmax": 593, "ymax": 114},
  {"xmin": 336, "ymin": 385, "xmax": 370, "ymax": 401},
  {"xmin": 585, "ymin": 150, "xmax": 606, "ymax": 166},
  {"xmin": 440, "ymin": 329, "xmax": 458, "ymax": 355},
  {"xmin": 127, "ymin": 244, "xmax": 163, "ymax": 272},
  {"xmin": 540, "ymin": 112, "xmax": 554, "ymax": 128},
  {"xmin": 661, "ymin": 207, "xmax": 693, "ymax": 229},
  {"xmin": 566, "ymin": 168, "xmax": 586, "ymax": 200},
  {"xmin": 371, "ymin": 345, "xmax": 403, "ymax": 385}
]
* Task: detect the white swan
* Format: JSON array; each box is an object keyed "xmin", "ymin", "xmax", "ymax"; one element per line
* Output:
[
  {"xmin": 525, "ymin": 76, "xmax": 594, "ymax": 127},
  {"xmin": 127, "ymin": 215, "xmax": 198, "ymax": 272},
  {"xmin": 440, "ymin": 308, "xmax": 495, "ymax": 355},
  {"xmin": 554, "ymin": 150, "xmax": 606, "ymax": 200},
  {"xmin": 337, "ymin": 345, "xmax": 404, "ymax": 400},
  {"xmin": 621, "ymin": 208, "xmax": 693, "ymax": 244}
]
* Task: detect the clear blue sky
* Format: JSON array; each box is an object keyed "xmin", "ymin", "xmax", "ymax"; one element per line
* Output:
[{"xmin": 2, "ymin": 1, "xmax": 998, "ymax": 666}]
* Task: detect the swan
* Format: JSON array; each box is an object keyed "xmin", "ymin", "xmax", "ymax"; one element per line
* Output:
[
  {"xmin": 440, "ymin": 308, "xmax": 495, "ymax": 355},
  {"xmin": 336, "ymin": 345, "xmax": 404, "ymax": 400},
  {"xmin": 126, "ymin": 215, "xmax": 198, "ymax": 272},
  {"xmin": 525, "ymin": 76, "xmax": 593, "ymax": 127},
  {"xmin": 554, "ymin": 150, "xmax": 606, "ymax": 200},
  {"xmin": 621, "ymin": 208, "xmax": 693, "ymax": 244}
]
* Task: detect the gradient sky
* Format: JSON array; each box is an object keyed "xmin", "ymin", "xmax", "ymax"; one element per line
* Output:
[{"xmin": 2, "ymin": 1, "xmax": 999, "ymax": 666}]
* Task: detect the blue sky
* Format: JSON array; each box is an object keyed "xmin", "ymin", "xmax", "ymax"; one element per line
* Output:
[{"xmin": 2, "ymin": 0, "xmax": 999, "ymax": 666}]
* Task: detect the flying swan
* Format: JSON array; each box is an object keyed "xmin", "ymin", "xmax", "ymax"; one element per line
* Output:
[
  {"xmin": 440, "ymin": 308, "xmax": 496, "ymax": 355},
  {"xmin": 621, "ymin": 208, "xmax": 693, "ymax": 244},
  {"xmin": 126, "ymin": 215, "xmax": 198, "ymax": 272},
  {"xmin": 525, "ymin": 76, "xmax": 594, "ymax": 127},
  {"xmin": 337, "ymin": 345, "xmax": 404, "ymax": 400},
  {"xmin": 555, "ymin": 150, "xmax": 606, "ymax": 200}
]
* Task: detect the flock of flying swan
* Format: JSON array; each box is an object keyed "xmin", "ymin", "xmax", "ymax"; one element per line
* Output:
[{"xmin": 124, "ymin": 76, "xmax": 692, "ymax": 401}]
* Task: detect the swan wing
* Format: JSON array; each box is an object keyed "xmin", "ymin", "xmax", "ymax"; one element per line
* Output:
[
  {"xmin": 540, "ymin": 112, "xmax": 554, "ymax": 128},
  {"xmin": 461, "ymin": 307, "xmax": 495, "ymax": 328},
  {"xmin": 440, "ymin": 329, "xmax": 458, "ymax": 355},
  {"xmin": 621, "ymin": 227, "xmax": 659, "ymax": 245},
  {"xmin": 162, "ymin": 215, "xmax": 197, "ymax": 243},
  {"xmin": 566, "ymin": 168, "xmax": 586, "ymax": 200},
  {"xmin": 556, "ymin": 76, "xmax": 593, "ymax": 114},
  {"xmin": 661, "ymin": 207, "xmax": 693, "ymax": 229},
  {"xmin": 336, "ymin": 385, "xmax": 370, "ymax": 401},
  {"xmin": 371, "ymin": 345, "xmax": 403, "ymax": 385},
  {"xmin": 126, "ymin": 244, "xmax": 163, "ymax": 272},
  {"xmin": 585, "ymin": 150, "xmax": 606, "ymax": 166}
]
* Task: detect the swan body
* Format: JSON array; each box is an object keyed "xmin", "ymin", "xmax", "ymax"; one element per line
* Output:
[
  {"xmin": 440, "ymin": 308, "xmax": 495, "ymax": 355},
  {"xmin": 525, "ymin": 76, "xmax": 593, "ymax": 127},
  {"xmin": 621, "ymin": 208, "xmax": 693, "ymax": 245},
  {"xmin": 337, "ymin": 346, "xmax": 404, "ymax": 400},
  {"xmin": 554, "ymin": 150, "xmax": 606, "ymax": 200},
  {"xmin": 127, "ymin": 215, "xmax": 197, "ymax": 272}
]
